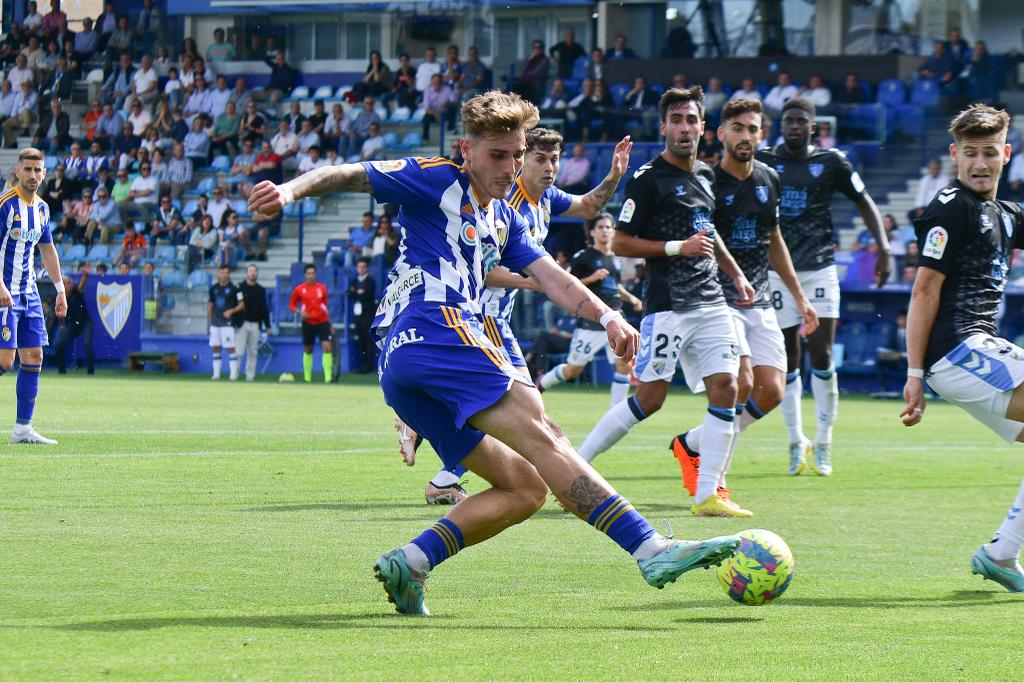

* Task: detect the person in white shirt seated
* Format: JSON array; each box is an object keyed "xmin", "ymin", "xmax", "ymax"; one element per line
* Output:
[
  {"xmin": 763, "ymin": 71, "xmax": 798, "ymax": 113},
  {"xmin": 358, "ymin": 123, "xmax": 385, "ymax": 162},
  {"xmin": 556, "ymin": 143, "xmax": 592, "ymax": 195},
  {"xmin": 729, "ymin": 77, "xmax": 761, "ymax": 102},
  {"xmin": 909, "ymin": 158, "xmax": 951, "ymax": 222},
  {"xmin": 125, "ymin": 54, "xmax": 158, "ymax": 112},
  {"xmin": 799, "ymin": 74, "xmax": 832, "ymax": 110},
  {"xmin": 298, "ymin": 147, "xmax": 329, "ymax": 175}
]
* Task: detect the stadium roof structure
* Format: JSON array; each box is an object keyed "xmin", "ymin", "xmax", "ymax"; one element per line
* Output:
[{"xmin": 171, "ymin": 0, "xmax": 591, "ymax": 14}]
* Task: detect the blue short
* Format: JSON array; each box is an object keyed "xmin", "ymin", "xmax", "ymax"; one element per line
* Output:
[
  {"xmin": 483, "ymin": 314, "xmax": 527, "ymax": 368},
  {"xmin": 378, "ymin": 304, "xmax": 525, "ymax": 469},
  {"xmin": 0, "ymin": 290, "xmax": 49, "ymax": 349}
]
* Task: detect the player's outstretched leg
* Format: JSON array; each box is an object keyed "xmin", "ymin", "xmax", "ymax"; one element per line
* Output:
[
  {"xmin": 972, "ymin": 478, "xmax": 1024, "ymax": 593},
  {"xmin": 578, "ymin": 381, "xmax": 670, "ymax": 462}
]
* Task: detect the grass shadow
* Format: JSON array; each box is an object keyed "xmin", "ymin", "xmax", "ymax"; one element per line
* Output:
[
  {"xmin": 675, "ymin": 616, "xmax": 763, "ymax": 624},
  {"xmin": 242, "ymin": 502, "xmax": 429, "ymax": 513},
  {"xmin": 620, "ymin": 590, "xmax": 1020, "ymax": 611}
]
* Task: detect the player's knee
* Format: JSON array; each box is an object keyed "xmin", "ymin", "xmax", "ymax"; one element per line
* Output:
[
  {"xmin": 809, "ymin": 346, "xmax": 832, "ymax": 370},
  {"xmin": 706, "ymin": 374, "xmax": 738, "ymax": 406},
  {"xmin": 737, "ymin": 367, "xmax": 754, "ymax": 400},
  {"xmin": 561, "ymin": 364, "xmax": 584, "ymax": 380},
  {"xmin": 634, "ymin": 391, "xmax": 665, "ymax": 416},
  {"xmin": 506, "ymin": 458, "xmax": 547, "ymax": 516},
  {"xmin": 0, "ymin": 355, "xmax": 14, "ymax": 371},
  {"xmin": 19, "ymin": 348, "xmax": 42, "ymax": 365}
]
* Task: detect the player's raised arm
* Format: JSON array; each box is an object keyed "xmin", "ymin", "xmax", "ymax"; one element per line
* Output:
[
  {"xmin": 901, "ymin": 266, "xmax": 944, "ymax": 426},
  {"xmin": 767, "ymin": 229, "xmax": 818, "ymax": 334},
  {"xmin": 523, "ymin": 255, "xmax": 639, "ymax": 361},
  {"xmin": 563, "ymin": 136, "xmax": 632, "ymax": 219},
  {"xmin": 248, "ymin": 163, "xmax": 372, "ymax": 218}
]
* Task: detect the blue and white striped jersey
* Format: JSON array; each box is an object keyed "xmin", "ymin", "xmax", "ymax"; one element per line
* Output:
[
  {"xmin": 479, "ymin": 178, "xmax": 572, "ymax": 320},
  {"xmin": 363, "ymin": 157, "xmax": 547, "ymax": 332},
  {"xmin": 0, "ymin": 187, "xmax": 52, "ymax": 296}
]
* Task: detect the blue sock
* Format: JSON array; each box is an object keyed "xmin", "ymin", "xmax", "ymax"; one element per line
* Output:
[
  {"xmin": 811, "ymin": 366, "xmax": 834, "ymax": 380},
  {"xmin": 410, "ymin": 518, "xmax": 465, "ymax": 569},
  {"xmin": 587, "ymin": 494, "xmax": 655, "ymax": 554},
  {"xmin": 707, "ymin": 405, "xmax": 735, "ymax": 423},
  {"xmin": 745, "ymin": 397, "xmax": 766, "ymax": 420},
  {"xmin": 786, "ymin": 369, "xmax": 800, "ymax": 385},
  {"xmin": 734, "ymin": 402, "xmax": 746, "ymax": 417},
  {"xmin": 16, "ymin": 363, "xmax": 41, "ymax": 425}
]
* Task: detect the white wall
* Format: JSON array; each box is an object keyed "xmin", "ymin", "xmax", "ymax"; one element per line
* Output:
[{"xmin": 979, "ymin": 0, "xmax": 1022, "ymax": 53}]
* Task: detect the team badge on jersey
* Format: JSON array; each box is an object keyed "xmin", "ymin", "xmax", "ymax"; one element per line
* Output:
[
  {"xmin": 981, "ymin": 213, "xmax": 993, "ymax": 232},
  {"xmin": 938, "ymin": 187, "xmax": 957, "ymax": 204},
  {"xmin": 922, "ymin": 226, "xmax": 948, "ymax": 259},
  {"xmin": 675, "ymin": 185, "xmax": 687, "ymax": 197},
  {"xmin": 619, "ymin": 198, "xmax": 636, "ymax": 223},
  {"xmin": 370, "ymin": 159, "xmax": 407, "ymax": 173},
  {"xmin": 1, "ymin": 327, "xmax": 9, "ymax": 342},
  {"xmin": 495, "ymin": 219, "xmax": 508, "ymax": 247},
  {"xmin": 809, "ymin": 163, "xmax": 824, "ymax": 178},
  {"xmin": 97, "ymin": 281, "xmax": 133, "ymax": 339},
  {"xmin": 755, "ymin": 185, "xmax": 769, "ymax": 204},
  {"xmin": 724, "ymin": 193, "xmax": 735, "ymax": 206}
]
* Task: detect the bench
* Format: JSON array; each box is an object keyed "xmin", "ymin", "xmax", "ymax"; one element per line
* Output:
[{"xmin": 128, "ymin": 352, "xmax": 180, "ymax": 373}]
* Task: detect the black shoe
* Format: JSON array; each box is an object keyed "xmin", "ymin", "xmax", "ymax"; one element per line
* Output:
[
  {"xmin": 58, "ymin": 367, "xmax": 67, "ymax": 374},
  {"xmin": 87, "ymin": 367, "xmax": 95, "ymax": 375}
]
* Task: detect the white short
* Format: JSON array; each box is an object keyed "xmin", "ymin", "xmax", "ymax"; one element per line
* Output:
[
  {"xmin": 769, "ymin": 265, "xmax": 840, "ymax": 329},
  {"xmin": 566, "ymin": 327, "xmax": 615, "ymax": 366},
  {"xmin": 731, "ymin": 306, "xmax": 787, "ymax": 372},
  {"xmin": 927, "ymin": 334, "xmax": 1024, "ymax": 443},
  {"xmin": 634, "ymin": 306, "xmax": 740, "ymax": 389},
  {"xmin": 209, "ymin": 325, "xmax": 236, "ymax": 348}
]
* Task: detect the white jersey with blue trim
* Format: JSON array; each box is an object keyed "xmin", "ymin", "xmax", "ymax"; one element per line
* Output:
[
  {"xmin": 0, "ymin": 187, "xmax": 52, "ymax": 296},
  {"xmin": 479, "ymin": 178, "xmax": 573, "ymax": 319},
  {"xmin": 362, "ymin": 157, "xmax": 547, "ymax": 332}
]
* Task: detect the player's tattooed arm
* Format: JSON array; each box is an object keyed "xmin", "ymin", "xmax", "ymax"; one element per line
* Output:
[
  {"xmin": 566, "ymin": 475, "xmax": 607, "ymax": 515},
  {"xmin": 565, "ymin": 135, "xmax": 632, "ymax": 218},
  {"xmin": 288, "ymin": 163, "xmax": 372, "ymax": 198},
  {"xmin": 523, "ymin": 258, "xmax": 605, "ymax": 323}
]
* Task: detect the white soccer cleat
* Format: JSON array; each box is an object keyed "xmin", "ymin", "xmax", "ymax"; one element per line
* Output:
[
  {"xmin": 788, "ymin": 438, "xmax": 811, "ymax": 476},
  {"xmin": 10, "ymin": 426, "xmax": 57, "ymax": 445},
  {"xmin": 395, "ymin": 418, "xmax": 420, "ymax": 466}
]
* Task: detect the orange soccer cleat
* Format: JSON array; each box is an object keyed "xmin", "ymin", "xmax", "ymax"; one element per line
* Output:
[{"xmin": 670, "ymin": 432, "xmax": 700, "ymax": 497}]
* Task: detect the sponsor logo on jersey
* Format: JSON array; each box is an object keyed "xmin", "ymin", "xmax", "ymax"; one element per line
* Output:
[
  {"xmin": 1003, "ymin": 212, "xmax": 1014, "ymax": 239},
  {"xmin": 775, "ymin": 164, "xmax": 785, "ymax": 173},
  {"xmin": 618, "ymin": 198, "xmax": 636, "ymax": 223},
  {"xmin": 460, "ymin": 221, "xmax": 478, "ymax": 245},
  {"xmin": 938, "ymin": 187, "xmax": 957, "ymax": 204},
  {"xmin": 370, "ymin": 159, "xmax": 407, "ymax": 173},
  {"xmin": 674, "ymin": 184, "xmax": 687, "ymax": 197},
  {"xmin": 980, "ymin": 213, "xmax": 993, "ymax": 232},
  {"xmin": 97, "ymin": 281, "xmax": 132, "ymax": 339},
  {"xmin": 922, "ymin": 226, "xmax": 948, "ymax": 259},
  {"xmin": 461, "ymin": 203, "xmax": 474, "ymax": 219},
  {"xmin": 779, "ymin": 187, "xmax": 807, "ymax": 217},
  {"xmin": 8, "ymin": 227, "xmax": 42, "ymax": 242},
  {"xmin": 376, "ymin": 268, "xmax": 424, "ymax": 314},
  {"xmin": 808, "ymin": 163, "xmax": 824, "ymax": 178},
  {"xmin": 755, "ymin": 185, "xmax": 769, "ymax": 204}
]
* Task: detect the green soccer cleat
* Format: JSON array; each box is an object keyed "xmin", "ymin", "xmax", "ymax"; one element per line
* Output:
[
  {"xmin": 813, "ymin": 443, "xmax": 832, "ymax": 476},
  {"xmin": 637, "ymin": 535, "xmax": 741, "ymax": 589},
  {"xmin": 373, "ymin": 549, "xmax": 430, "ymax": 615},
  {"xmin": 971, "ymin": 545, "xmax": 1024, "ymax": 593}
]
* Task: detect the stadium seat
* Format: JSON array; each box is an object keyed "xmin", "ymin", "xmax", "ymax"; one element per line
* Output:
[
  {"xmin": 182, "ymin": 199, "xmax": 199, "ymax": 216},
  {"xmin": 186, "ymin": 269, "xmax": 210, "ymax": 289},
  {"xmin": 86, "ymin": 244, "xmax": 109, "ymax": 261},
  {"xmin": 210, "ymin": 155, "xmax": 231, "ymax": 172},
  {"xmin": 910, "ymin": 78, "xmax": 940, "ymax": 108},
  {"xmin": 896, "ymin": 104, "xmax": 925, "ymax": 137},
  {"xmin": 609, "ymin": 83, "xmax": 630, "ymax": 107},
  {"xmin": 346, "ymin": 154, "xmax": 361, "ymax": 163},
  {"xmin": 154, "ymin": 245, "xmax": 177, "ymax": 263},
  {"xmin": 157, "ymin": 267, "xmax": 185, "ymax": 288},
  {"xmin": 410, "ymin": 108, "xmax": 426, "ymax": 123},
  {"xmin": 284, "ymin": 86, "xmax": 310, "ymax": 102},
  {"xmin": 388, "ymin": 107, "xmax": 412, "ymax": 123},
  {"xmin": 184, "ymin": 177, "xmax": 217, "ymax": 198},
  {"xmin": 876, "ymin": 79, "xmax": 906, "ymax": 108},
  {"xmin": 335, "ymin": 85, "xmax": 352, "ymax": 100},
  {"xmin": 570, "ymin": 56, "xmax": 590, "ymax": 81},
  {"xmin": 382, "ymin": 132, "xmax": 399, "ymax": 148},
  {"xmin": 44, "ymin": 156, "xmax": 57, "ymax": 171},
  {"xmin": 231, "ymin": 199, "xmax": 250, "ymax": 217},
  {"xmin": 302, "ymin": 197, "xmax": 319, "ymax": 215},
  {"xmin": 85, "ymin": 68, "xmax": 104, "ymax": 84},
  {"xmin": 312, "ymin": 85, "xmax": 334, "ymax": 100},
  {"xmin": 395, "ymin": 131, "xmax": 422, "ymax": 150},
  {"xmin": 65, "ymin": 244, "xmax": 86, "ymax": 262}
]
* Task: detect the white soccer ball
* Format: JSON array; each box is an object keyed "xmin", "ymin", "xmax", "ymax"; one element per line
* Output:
[{"xmin": 278, "ymin": 372, "xmax": 295, "ymax": 383}]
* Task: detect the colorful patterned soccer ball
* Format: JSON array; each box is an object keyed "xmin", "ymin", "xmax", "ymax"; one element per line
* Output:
[{"xmin": 715, "ymin": 529, "xmax": 794, "ymax": 605}]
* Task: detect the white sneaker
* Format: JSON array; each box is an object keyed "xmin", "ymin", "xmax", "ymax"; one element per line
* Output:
[
  {"xmin": 788, "ymin": 437, "xmax": 811, "ymax": 476},
  {"xmin": 395, "ymin": 418, "xmax": 420, "ymax": 466},
  {"xmin": 10, "ymin": 426, "xmax": 57, "ymax": 445}
]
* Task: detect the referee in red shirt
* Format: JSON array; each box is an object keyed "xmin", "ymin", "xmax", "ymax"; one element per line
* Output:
[{"xmin": 289, "ymin": 263, "xmax": 334, "ymax": 383}]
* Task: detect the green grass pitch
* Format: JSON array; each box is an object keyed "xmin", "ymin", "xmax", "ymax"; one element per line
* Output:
[{"xmin": 1, "ymin": 373, "xmax": 1023, "ymax": 679}]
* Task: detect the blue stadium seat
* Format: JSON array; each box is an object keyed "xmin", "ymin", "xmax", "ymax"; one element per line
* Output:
[
  {"xmin": 388, "ymin": 107, "xmax": 412, "ymax": 123},
  {"xmin": 44, "ymin": 156, "xmax": 58, "ymax": 171},
  {"xmin": 312, "ymin": 85, "xmax": 334, "ymax": 100},
  {"xmin": 182, "ymin": 199, "xmax": 199, "ymax": 217},
  {"xmin": 302, "ymin": 197, "xmax": 319, "ymax": 215},
  {"xmin": 395, "ymin": 131, "xmax": 422, "ymax": 150},
  {"xmin": 231, "ymin": 198, "xmax": 250, "ymax": 217},
  {"xmin": 283, "ymin": 86, "xmax": 310, "ymax": 102},
  {"xmin": 410, "ymin": 108, "xmax": 426, "ymax": 123},
  {"xmin": 335, "ymin": 85, "xmax": 352, "ymax": 100},
  {"xmin": 186, "ymin": 269, "xmax": 210, "ymax": 289},
  {"xmin": 382, "ymin": 132, "xmax": 399, "ymax": 148},
  {"xmin": 910, "ymin": 78, "xmax": 940, "ymax": 108},
  {"xmin": 65, "ymin": 244, "xmax": 86, "ymax": 262},
  {"xmin": 183, "ymin": 177, "xmax": 216, "ymax": 198},
  {"xmin": 154, "ymin": 245, "xmax": 176, "ymax": 263},
  {"xmin": 876, "ymin": 79, "xmax": 906, "ymax": 108},
  {"xmin": 346, "ymin": 154, "xmax": 361, "ymax": 163},
  {"xmin": 571, "ymin": 56, "xmax": 590, "ymax": 81},
  {"xmin": 210, "ymin": 155, "xmax": 231, "ymax": 172},
  {"xmin": 86, "ymin": 244, "xmax": 109, "ymax": 261},
  {"xmin": 896, "ymin": 104, "xmax": 925, "ymax": 137},
  {"xmin": 609, "ymin": 83, "xmax": 630, "ymax": 107}
]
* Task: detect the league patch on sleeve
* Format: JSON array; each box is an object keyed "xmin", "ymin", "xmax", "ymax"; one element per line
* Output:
[
  {"xmin": 618, "ymin": 198, "xmax": 636, "ymax": 223},
  {"xmin": 922, "ymin": 226, "xmax": 948, "ymax": 259},
  {"xmin": 370, "ymin": 159, "xmax": 407, "ymax": 173}
]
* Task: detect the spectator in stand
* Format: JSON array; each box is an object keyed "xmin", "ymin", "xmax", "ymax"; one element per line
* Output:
[
  {"xmin": 42, "ymin": 1, "xmax": 67, "ymax": 37},
  {"xmin": 150, "ymin": 146, "xmax": 167, "ymax": 182},
  {"xmin": 58, "ymin": 191, "xmax": 92, "ymax": 243},
  {"xmin": 764, "ymin": 71, "xmax": 798, "ymax": 115},
  {"xmin": 295, "ymin": 119, "xmax": 320, "ymax": 166},
  {"xmin": 90, "ymin": 166, "xmax": 114, "ymax": 200},
  {"xmin": 799, "ymin": 73, "xmax": 832, "ymax": 109},
  {"xmin": 252, "ymin": 140, "xmax": 283, "ymax": 186},
  {"xmin": 116, "ymin": 262, "xmax": 130, "ymax": 274},
  {"xmin": 22, "ymin": 36, "xmax": 45, "ymax": 78},
  {"xmin": 73, "ymin": 16, "xmax": 97, "ymax": 61},
  {"xmin": 384, "ymin": 52, "xmax": 417, "ymax": 110},
  {"xmin": 1007, "ymin": 151, "xmax": 1024, "ymax": 200},
  {"xmin": 919, "ymin": 39, "xmax": 956, "ymax": 86},
  {"xmin": 218, "ymin": 209, "xmax": 244, "ymax": 268},
  {"xmin": 184, "ymin": 116, "xmax": 211, "ymax": 166},
  {"xmin": 414, "ymin": 46, "xmax": 441, "ymax": 98},
  {"xmin": 168, "ymin": 107, "xmax": 188, "ymax": 144},
  {"xmin": 621, "ymin": 74, "xmax": 659, "ymax": 138},
  {"xmin": 122, "ymin": 161, "xmax": 158, "ymax": 222},
  {"xmin": 270, "ymin": 118, "xmax": 298, "ymax": 171},
  {"xmin": 6, "ymin": 54, "xmax": 33, "ymax": 92},
  {"xmin": 207, "ymin": 76, "xmax": 232, "ymax": 119},
  {"xmin": 729, "ymin": 77, "xmax": 761, "ymax": 102},
  {"xmin": 166, "ymin": 141, "xmax": 193, "ymax": 199},
  {"xmin": 84, "ymin": 141, "xmax": 108, "ymax": 182},
  {"xmin": 178, "ymin": 54, "xmax": 195, "ymax": 90},
  {"xmin": 556, "ymin": 143, "xmax": 592, "ymax": 195},
  {"xmin": 945, "ymin": 26, "xmax": 970, "ymax": 66},
  {"xmin": 41, "ymin": 53, "xmax": 72, "ymax": 102},
  {"xmin": 284, "ymin": 100, "xmax": 304, "ymax": 133},
  {"xmin": 353, "ymin": 50, "xmax": 392, "ymax": 100},
  {"xmin": 110, "ymin": 167, "xmax": 131, "ymax": 205},
  {"xmin": 957, "ymin": 40, "xmax": 992, "ymax": 97},
  {"xmin": 161, "ymin": 67, "xmax": 182, "ymax": 108},
  {"xmin": 704, "ymin": 77, "xmax": 727, "ymax": 113},
  {"xmin": 306, "ymin": 99, "xmax": 327, "ymax": 137},
  {"xmin": 85, "ymin": 186, "xmax": 121, "ymax": 244},
  {"xmin": 0, "ymin": 81, "xmax": 15, "ymax": 126},
  {"xmin": 189, "ymin": 214, "xmax": 218, "ymax": 266},
  {"xmin": 325, "ymin": 148, "xmax": 342, "ymax": 166},
  {"xmin": 298, "ymin": 145, "xmax": 328, "ymax": 175},
  {"xmin": 207, "ymin": 185, "xmax": 230, "ymax": 228},
  {"xmin": 901, "ymin": 265, "xmax": 917, "ymax": 284},
  {"xmin": 41, "ymin": 162, "xmax": 71, "ymax": 217},
  {"xmin": 62, "ymin": 141, "xmax": 85, "ymax": 184},
  {"xmin": 238, "ymin": 100, "xmax": 265, "ymax": 145},
  {"xmin": 239, "ymin": 214, "xmax": 270, "ymax": 262},
  {"xmin": 126, "ymin": 99, "xmax": 151, "ymax": 136},
  {"xmin": 698, "ymin": 127, "xmax": 722, "ymax": 163},
  {"xmin": 813, "ymin": 120, "xmax": 836, "ymax": 149},
  {"xmin": 515, "ymin": 40, "xmax": 549, "ymax": 104},
  {"xmin": 77, "ymin": 100, "xmax": 100, "ymax": 146},
  {"xmin": 104, "ymin": 16, "xmax": 132, "ymax": 67},
  {"xmin": 32, "ymin": 98, "xmax": 70, "ymax": 154},
  {"xmin": 586, "ymin": 47, "xmax": 606, "ymax": 82},
  {"xmin": 835, "ymin": 72, "xmax": 867, "ymax": 105},
  {"xmin": 348, "ymin": 257, "xmax": 377, "ymax": 373},
  {"xmin": 370, "ymin": 214, "xmax": 399, "ymax": 266},
  {"xmin": 153, "ymin": 44, "xmax": 172, "ymax": 76},
  {"xmin": 244, "ymin": 34, "xmax": 263, "ymax": 61},
  {"xmin": 909, "ymin": 158, "xmax": 950, "ymax": 221},
  {"xmin": 460, "ymin": 46, "xmax": 489, "ymax": 101},
  {"xmin": 33, "ymin": 39, "xmax": 60, "ymax": 86},
  {"xmin": 440, "ymin": 44, "xmax": 462, "ymax": 89},
  {"xmin": 125, "ymin": 54, "xmax": 157, "ymax": 112},
  {"xmin": 341, "ymin": 96, "xmax": 380, "ymax": 159},
  {"xmin": 54, "ymin": 268, "xmax": 95, "ymax": 375},
  {"xmin": 150, "ymin": 194, "xmax": 181, "ymax": 243},
  {"xmin": 2, "ymin": 80, "xmax": 38, "ymax": 148},
  {"xmin": 578, "ymin": 78, "xmax": 613, "ymax": 142},
  {"xmin": 236, "ymin": 264, "xmax": 271, "ymax": 381},
  {"xmin": 191, "ymin": 55, "xmax": 216, "ymax": 85},
  {"xmin": 258, "ymin": 50, "xmax": 297, "ymax": 105},
  {"xmin": 112, "ymin": 121, "xmax": 139, "ymax": 162},
  {"xmin": 210, "ymin": 99, "xmax": 240, "ymax": 158},
  {"xmin": 608, "ymin": 34, "xmax": 637, "ymax": 59},
  {"xmin": 541, "ymin": 77, "xmax": 569, "ymax": 112},
  {"xmin": 852, "ymin": 226, "xmax": 878, "ymax": 252},
  {"xmin": 228, "ymin": 76, "xmax": 251, "ymax": 112},
  {"xmin": 0, "ymin": 27, "xmax": 26, "ymax": 68},
  {"xmin": 183, "ymin": 74, "xmax": 211, "ymax": 124},
  {"xmin": 206, "ymin": 28, "xmax": 236, "ymax": 63},
  {"xmin": 447, "ymin": 137, "xmax": 464, "ymax": 165},
  {"xmin": 421, "ymin": 73, "xmax": 456, "ymax": 141},
  {"xmin": 340, "ymin": 212, "xmax": 376, "ymax": 267},
  {"xmin": 22, "ymin": 2, "xmax": 43, "ymax": 33},
  {"xmin": 359, "ymin": 122, "xmax": 384, "ymax": 161},
  {"xmin": 550, "ymin": 28, "xmax": 585, "ymax": 79},
  {"xmin": 112, "ymin": 223, "xmax": 147, "ymax": 267},
  {"xmin": 322, "ymin": 102, "xmax": 347, "ymax": 155},
  {"xmin": 135, "ymin": 0, "xmax": 164, "ymax": 55},
  {"xmin": 100, "ymin": 51, "xmax": 134, "ymax": 109}
]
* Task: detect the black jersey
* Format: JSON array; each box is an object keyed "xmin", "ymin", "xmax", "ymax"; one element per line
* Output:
[
  {"xmin": 713, "ymin": 161, "xmax": 780, "ymax": 308},
  {"xmin": 208, "ymin": 282, "xmax": 242, "ymax": 327},
  {"xmin": 915, "ymin": 180, "xmax": 1024, "ymax": 368},
  {"xmin": 616, "ymin": 155, "xmax": 721, "ymax": 313},
  {"xmin": 570, "ymin": 247, "xmax": 622, "ymax": 330},
  {"xmin": 756, "ymin": 144, "xmax": 865, "ymax": 271}
]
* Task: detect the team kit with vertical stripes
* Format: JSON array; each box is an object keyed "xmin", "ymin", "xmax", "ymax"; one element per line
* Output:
[{"xmin": 0, "ymin": 187, "xmax": 52, "ymax": 351}]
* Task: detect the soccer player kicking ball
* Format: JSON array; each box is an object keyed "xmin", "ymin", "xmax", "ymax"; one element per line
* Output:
[
  {"xmin": 0, "ymin": 148, "xmax": 67, "ymax": 444},
  {"xmin": 576, "ymin": 87, "xmax": 758, "ymax": 519},
  {"xmin": 902, "ymin": 103, "xmax": 1024, "ymax": 593},
  {"xmin": 671, "ymin": 99, "xmax": 818, "ymax": 503},
  {"xmin": 756, "ymin": 98, "xmax": 890, "ymax": 476},
  {"xmin": 250, "ymin": 91, "xmax": 741, "ymax": 615}
]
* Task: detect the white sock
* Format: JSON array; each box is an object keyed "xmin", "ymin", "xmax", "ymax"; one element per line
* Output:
[
  {"xmin": 229, "ymin": 354, "xmax": 239, "ymax": 380},
  {"xmin": 685, "ymin": 426, "xmax": 702, "ymax": 453},
  {"xmin": 12, "ymin": 422, "xmax": 30, "ymax": 433},
  {"xmin": 540, "ymin": 364, "xmax": 567, "ymax": 390},
  {"xmin": 212, "ymin": 355, "xmax": 222, "ymax": 379},
  {"xmin": 986, "ymin": 479, "xmax": 1024, "ymax": 561},
  {"xmin": 401, "ymin": 542, "xmax": 431, "ymax": 576},
  {"xmin": 577, "ymin": 397, "xmax": 644, "ymax": 462},
  {"xmin": 631, "ymin": 532, "xmax": 674, "ymax": 561},
  {"xmin": 694, "ymin": 407, "xmax": 735, "ymax": 504},
  {"xmin": 721, "ymin": 401, "xmax": 760, "ymax": 488},
  {"xmin": 781, "ymin": 371, "xmax": 804, "ymax": 444},
  {"xmin": 811, "ymin": 367, "xmax": 838, "ymax": 445},
  {"xmin": 687, "ymin": 402, "xmax": 750, "ymax": 455},
  {"xmin": 609, "ymin": 373, "xmax": 630, "ymax": 406},
  {"xmin": 430, "ymin": 469, "xmax": 461, "ymax": 487}
]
